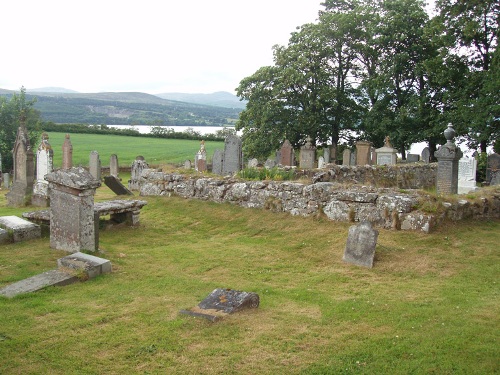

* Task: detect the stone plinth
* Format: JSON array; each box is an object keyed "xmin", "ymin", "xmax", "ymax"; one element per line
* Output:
[
  {"xmin": 45, "ymin": 167, "xmax": 101, "ymax": 253},
  {"xmin": 375, "ymin": 146, "xmax": 397, "ymax": 166},
  {"xmin": 434, "ymin": 124, "xmax": 463, "ymax": 195},
  {"xmin": 355, "ymin": 141, "xmax": 373, "ymax": 166}
]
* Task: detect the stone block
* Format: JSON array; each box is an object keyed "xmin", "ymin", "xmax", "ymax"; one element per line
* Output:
[
  {"xmin": 0, "ymin": 228, "xmax": 9, "ymax": 244},
  {"xmin": 57, "ymin": 252, "xmax": 112, "ymax": 280},
  {"xmin": 0, "ymin": 216, "xmax": 41, "ymax": 242}
]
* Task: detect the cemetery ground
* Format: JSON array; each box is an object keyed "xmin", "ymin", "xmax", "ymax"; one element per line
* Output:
[{"xmin": 0, "ymin": 181, "xmax": 499, "ymax": 374}]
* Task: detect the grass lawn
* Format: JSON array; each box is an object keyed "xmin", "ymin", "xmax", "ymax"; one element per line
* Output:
[
  {"xmin": 0, "ymin": 184, "xmax": 499, "ymax": 374},
  {"xmin": 45, "ymin": 132, "xmax": 225, "ymax": 168}
]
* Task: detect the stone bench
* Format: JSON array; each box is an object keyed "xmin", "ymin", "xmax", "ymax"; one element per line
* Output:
[
  {"xmin": 22, "ymin": 199, "xmax": 147, "ymax": 227},
  {"xmin": 0, "ymin": 216, "xmax": 41, "ymax": 243}
]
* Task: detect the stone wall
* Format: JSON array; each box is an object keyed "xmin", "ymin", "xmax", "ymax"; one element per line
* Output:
[{"xmin": 138, "ymin": 170, "xmax": 500, "ymax": 233}]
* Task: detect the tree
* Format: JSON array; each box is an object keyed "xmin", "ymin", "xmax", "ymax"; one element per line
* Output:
[{"xmin": 0, "ymin": 87, "xmax": 41, "ymax": 172}]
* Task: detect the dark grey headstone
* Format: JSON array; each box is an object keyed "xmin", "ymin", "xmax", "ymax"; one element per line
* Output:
[
  {"xmin": 406, "ymin": 154, "xmax": 420, "ymax": 163},
  {"xmin": 487, "ymin": 153, "xmax": 500, "ymax": 186},
  {"xmin": 212, "ymin": 149, "xmax": 223, "ymax": 175},
  {"xmin": 222, "ymin": 135, "xmax": 243, "ymax": 175},
  {"xmin": 104, "ymin": 176, "xmax": 134, "ymax": 196},
  {"xmin": 343, "ymin": 221, "xmax": 379, "ymax": 268}
]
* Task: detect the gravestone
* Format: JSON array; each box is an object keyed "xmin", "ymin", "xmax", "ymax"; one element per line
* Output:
[
  {"xmin": 350, "ymin": 151, "xmax": 356, "ymax": 166},
  {"xmin": 275, "ymin": 150, "xmax": 282, "ymax": 165},
  {"xmin": 323, "ymin": 147, "xmax": 331, "ymax": 164},
  {"xmin": 212, "ymin": 149, "xmax": 223, "ymax": 175},
  {"xmin": 62, "ymin": 134, "xmax": 73, "ymax": 169},
  {"xmin": 195, "ymin": 140, "xmax": 207, "ymax": 172},
  {"xmin": 45, "ymin": 167, "xmax": 101, "ymax": 253},
  {"xmin": 375, "ymin": 136, "xmax": 397, "ymax": 165},
  {"xmin": 329, "ymin": 144, "xmax": 337, "ymax": 164},
  {"xmin": 421, "ymin": 147, "xmax": 431, "ymax": 163},
  {"xmin": 89, "ymin": 151, "xmax": 101, "ymax": 181},
  {"xmin": 264, "ymin": 158, "xmax": 276, "ymax": 169},
  {"xmin": 32, "ymin": 133, "xmax": 54, "ymax": 207},
  {"xmin": 486, "ymin": 153, "xmax": 500, "ymax": 186},
  {"xmin": 343, "ymin": 221, "xmax": 379, "ymax": 268},
  {"xmin": 104, "ymin": 175, "xmax": 134, "ymax": 196},
  {"xmin": 279, "ymin": 140, "xmax": 294, "ymax": 167},
  {"xmin": 458, "ymin": 157, "xmax": 477, "ymax": 194},
  {"xmin": 406, "ymin": 154, "xmax": 420, "ymax": 163},
  {"xmin": 6, "ymin": 114, "xmax": 35, "ymax": 207},
  {"xmin": 355, "ymin": 141, "xmax": 372, "ymax": 165},
  {"xmin": 318, "ymin": 156, "xmax": 325, "ymax": 169},
  {"xmin": 299, "ymin": 137, "xmax": 316, "ymax": 169},
  {"xmin": 184, "ymin": 160, "xmax": 192, "ymax": 169},
  {"xmin": 3, "ymin": 173, "xmax": 9, "ymax": 188},
  {"xmin": 434, "ymin": 124, "xmax": 463, "ymax": 194},
  {"xmin": 248, "ymin": 158, "xmax": 258, "ymax": 168},
  {"xmin": 128, "ymin": 156, "xmax": 149, "ymax": 190},
  {"xmin": 222, "ymin": 135, "xmax": 243, "ymax": 175},
  {"xmin": 180, "ymin": 288, "xmax": 260, "ymax": 322},
  {"xmin": 109, "ymin": 154, "xmax": 119, "ymax": 178},
  {"xmin": 342, "ymin": 149, "xmax": 351, "ymax": 166}
]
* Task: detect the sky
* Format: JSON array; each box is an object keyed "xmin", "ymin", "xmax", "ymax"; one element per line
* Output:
[{"xmin": 0, "ymin": 0, "xmax": 324, "ymax": 95}]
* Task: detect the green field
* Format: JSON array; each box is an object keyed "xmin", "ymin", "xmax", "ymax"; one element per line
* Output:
[
  {"xmin": 0, "ymin": 182, "xmax": 499, "ymax": 373},
  {"xmin": 46, "ymin": 132, "xmax": 225, "ymax": 168}
]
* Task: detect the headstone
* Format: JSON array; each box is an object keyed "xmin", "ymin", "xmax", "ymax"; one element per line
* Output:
[
  {"xmin": 421, "ymin": 147, "xmax": 431, "ymax": 163},
  {"xmin": 458, "ymin": 157, "xmax": 477, "ymax": 194},
  {"xmin": 264, "ymin": 159, "xmax": 276, "ymax": 169},
  {"xmin": 486, "ymin": 153, "xmax": 500, "ymax": 186},
  {"xmin": 406, "ymin": 154, "xmax": 420, "ymax": 163},
  {"xmin": 3, "ymin": 173, "xmax": 9, "ymax": 189},
  {"xmin": 212, "ymin": 149, "xmax": 223, "ymax": 175},
  {"xmin": 343, "ymin": 221, "xmax": 379, "ymax": 268},
  {"xmin": 180, "ymin": 288, "xmax": 260, "ymax": 322},
  {"xmin": 329, "ymin": 144, "xmax": 337, "ymax": 164},
  {"xmin": 323, "ymin": 147, "xmax": 331, "ymax": 164},
  {"xmin": 375, "ymin": 136, "xmax": 397, "ymax": 165},
  {"xmin": 61, "ymin": 133, "xmax": 73, "ymax": 169},
  {"xmin": 342, "ymin": 149, "xmax": 351, "ymax": 166},
  {"xmin": 104, "ymin": 175, "xmax": 134, "ymax": 196},
  {"xmin": 222, "ymin": 135, "xmax": 243, "ymax": 175},
  {"xmin": 89, "ymin": 151, "xmax": 101, "ymax": 181},
  {"xmin": 184, "ymin": 160, "xmax": 192, "ymax": 169},
  {"xmin": 6, "ymin": 114, "xmax": 35, "ymax": 207},
  {"xmin": 299, "ymin": 137, "xmax": 316, "ymax": 169},
  {"xmin": 350, "ymin": 151, "xmax": 356, "ymax": 166},
  {"xmin": 45, "ymin": 167, "xmax": 101, "ymax": 253},
  {"xmin": 355, "ymin": 141, "xmax": 372, "ymax": 165},
  {"xmin": 434, "ymin": 124, "xmax": 463, "ymax": 194},
  {"xmin": 279, "ymin": 140, "xmax": 294, "ymax": 167},
  {"xmin": 318, "ymin": 156, "xmax": 325, "ymax": 169},
  {"xmin": 128, "ymin": 157, "xmax": 149, "ymax": 190},
  {"xmin": 109, "ymin": 154, "xmax": 119, "ymax": 178},
  {"xmin": 275, "ymin": 150, "xmax": 282, "ymax": 165},
  {"xmin": 195, "ymin": 140, "xmax": 207, "ymax": 172},
  {"xmin": 248, "ymin": 158, "xmax": 258, "ymax": 169},
  {"xmin": 32, "ymin": 133, "xmax": 54, "ymax": 207},
  {"xmin": 371, "ymin": 147, "xmax": 377, "ymax": 165}
]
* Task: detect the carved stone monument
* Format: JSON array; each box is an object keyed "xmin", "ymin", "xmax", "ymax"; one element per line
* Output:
[
  {"xmin": 6, "ymin": 114, "xmax": 35, "ymax": 207},
  {"xmin": 375, "ymin": 136, "xmax": 397, "ymax": 165},
  {"xmin": 62, "ymin": 134, "xmax": 73, "ymax": 169},
  {"xmin": 299, "ymin": 137, "xmax": 316, "ymax": 169},
  {"xmin": 222, "ymin": 135, "xmax": 243, "ymax": 175},
  {"xmin": 434, "ymin": 124, "xmax": 463, "ymax": 194},
  {"xmin": 128, "ymin": 156, "xmax": 149, "ymax": 190},
  {"xmin": 355, "ymin": 141, "xmax": 373, "ymax": 166},
  {"xmin": 45, "ymin": 167, "xmax": 101, "ymax": 253},
  {"xmin": 32, "ymin": 133, "xmax": 54, "ymax": 207},
  {"xmin": 279, "ymin": 140, "xmax": 294, "ymax": 167},
  {"xmin": 195, "ymin": 140, "xmax": 207, "ymax": 172},
  {"xmin": 343, "ymin": 221, "xmax": 379, "ymax": 268}
]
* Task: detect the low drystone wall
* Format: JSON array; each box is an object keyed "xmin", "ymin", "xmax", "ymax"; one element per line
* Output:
[{"xmin": 138, "ymin": 170, "xmax": 500, "ymax": 233}]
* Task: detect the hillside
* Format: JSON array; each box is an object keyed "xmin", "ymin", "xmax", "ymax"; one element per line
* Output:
[
  {"xmin": 155, "ymin": 91, "xmax": 247, "ymax": 109},
  {"xmin": 0, "ymin": 89, "xmax": 242, "ymax": 126}
]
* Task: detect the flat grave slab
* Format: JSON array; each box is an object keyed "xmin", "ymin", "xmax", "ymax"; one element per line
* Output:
[
  {"xmin": 180, "ymin": 288, "xmax": 260, "ymax": 322},
  {"xmin": 0, "ymin": 269, "xmax": 78, "ymax": 298},
  {"xmin": 0, "ymin": 216, "xmax": 41, "ymax": 243},
  {"xmin": 57, "ymin": 252, "xmax": 112, "ymax": 279}
]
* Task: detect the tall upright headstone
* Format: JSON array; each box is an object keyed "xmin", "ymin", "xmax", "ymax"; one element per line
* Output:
[
  {"xmin": 299, "ymin": 137, "xmax": 316, "ymax": 169},
  {"xmin": 6, "ymin": 113, "xmax": 35, "ymax": 207},
  {"xmin": 375, "ymin": 136, "xmax": 397, "ymax": 165},
  {"xmin": 128, "ymin": 156, "xmax": 149, "ymax": 190},
  {"xmin": 323, "ymin": 147, "xmax": 331, "ymax": 164},
  {"xmin": 434, "ymin": 124, "xmax": 463, "ymax": 194},
  {"xmin": 89, "ymin": 151, "xmax": 101, "ymax": 181},
  {"xmin": 329, "ymin": 144, "xmax": 337, "ymax": 164},
  {"xmin": 279, "ymin": 140, "xmax": 294, "ymax": 167},
  {"xmin": 212, "ymin": 149, "xmax": 223, "ymax": 175},
  {"xmin": 355, "ymin": 141, "xmax": 373, "ymax": 166},
  {"xmin": 195, "ymin": 140, "xmax": 207, "ymax": 172},
  {"xmin": 318, "ymin": 156, "xmax": 325, "ymax": 169},
  {"xmin": 222, "ymin": 135, "xmax": 243, "ymax": 175},
  {"xmin": 342, "ymin": 149, "xmax": 352, "ymax": 166},
  {"xmin": 45, "ymin": 167, "xmax": 101, "ymax": 253},
  {"xmin": 421, "ymin": 147, "xmax": 431, "ymax": 163},
  {"xmin": 458, "ymin": 157, "xmax": 477, "ymax": 194},
  {"xmin": 62, "ymin": 134, "xmax": 73, "ymax": 169},
  {"xmin": 486, "ymin": 153, "xmax": 500, "ymax": 186},
  {"xmin": 32, "ymin": 133, "xmax": 54, "ymax": 207},
  {"xmin": 109, "ymin": 154, "xmax": 119, "ymax": 178}
]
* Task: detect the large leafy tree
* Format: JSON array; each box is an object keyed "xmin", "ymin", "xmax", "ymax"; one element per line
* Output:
[{"xmin": 0, "ymin": 87, "xmax": 41, "ymax": 172}]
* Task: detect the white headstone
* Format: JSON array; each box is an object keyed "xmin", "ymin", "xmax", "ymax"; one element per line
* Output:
[
  {"xmin": 318, "ymin": 156, "xmax": 325, "ymax": 169},
  {"xmin": 458, "ymin": 157, "xmax": 477, "ymax": 194}
]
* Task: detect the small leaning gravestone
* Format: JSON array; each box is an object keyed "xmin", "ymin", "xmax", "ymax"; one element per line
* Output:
[{"xmin": 343, "ymin": 221, "xmax": 379, "ymax": 268}]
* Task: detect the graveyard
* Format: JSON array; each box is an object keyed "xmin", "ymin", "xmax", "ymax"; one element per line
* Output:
[{"xmin": 0, "ymin": 126, "xmax": 499, "ymax": 373}]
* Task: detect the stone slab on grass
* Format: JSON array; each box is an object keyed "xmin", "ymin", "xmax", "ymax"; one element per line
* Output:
[
  {"xmin": 0, "ymin": 269, "xmax": 78, "ymax": 298},
  {"xmin": 0, "ymin": 216, "xmax": 41, "ymax": 243},
  {"xmin": 57, "ymin": 252, "xmax": 112, "ymax": 279}
]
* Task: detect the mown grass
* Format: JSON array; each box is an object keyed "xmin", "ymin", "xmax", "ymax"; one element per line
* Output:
[
  {"xmin": 45, "ymin": 132, "xmax": 224, "ymax": 168},
  {"xmin": 0, "ymin": 184, "xmax": 499, "ymax": 374}
]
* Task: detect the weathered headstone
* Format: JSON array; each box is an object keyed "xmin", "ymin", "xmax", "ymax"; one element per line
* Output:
[
  {"xmin": 458, "ymin": 157, "xmax": 477, "ymax": 194},
  {"xmin": 6, "ymin": 114, "xmax": 35, "ymax": 207},
  {"xmin": 184, "ymin": 160, "xmax": 192, "ymax": 169},
  {"xmin": 300, "ymin": 137, "xmax": 316, "ymax": 169},
  {"xmin": 222, "ymin": 135, "xmax": 243, "ymax": 175},
  {"xmin": 109, "ymin": 154, "xmax": 119, "ymax": 178},
  {"xmin": 434, "ymin": 124, "xmax": 463, "ymax": 194},
  {"xmin": 3, "ymin": 173, "xmax": 10, "ymax": 189},
  {"xmin": 355, "ymin": 141, "xmax": 372, "ymax": 165},
  {"xmin": 350, "ymin": 151, "xmax": 356, "ymax": 166},
  {"xmin": 279, "ymin": 140, "xmax": 294, "ymax": 167},
  {"xmin": 248, "ymin": 158, "xmax": 259, "ymax": 169},
  {"xmin": 421, "ymin": 147, "xmax": 431, "ymax": 163},
  {"xmin": 375, "ymin": 136, "xmax": 397, "ymax": 165},
  {"xmin": 342, "ymin": 149, "xmax": 352, "ymax": 166},
  {"xmin": 406, "ymin": 154, "xmax": 420, "ymax": 163},
  {"xmin": 45, "ymin": 167, "xmax": 101, "ymax": 253},
  {"xmin": 212, "ymin": 149, "xmax": 223, "ymax": 175},
  {"xmin": 343, "ymin": 221, "xmax": 379, "ymax": 268},
  {"xmin": 128, "ymin": 156, "xmax": 149, "ymax": 190},
  {"xmin": 323, "ymin": 147, "xmax": 331, "ymax": 164},
  {"xmin": 264, "ymin": 158, "xmax": 276, "ymax": 169},
  {"xmin": 486, "ymin": 153, "xmax": 500, "ymax": 186},
  {"xmin": 32, "ymin": 133, "xmax": 54, "ymax": 207},
  {"xmin": 61, "ymin": 133, "xmax": 73, "ymax": 169},
  {"xmin": 318, "ymin": 156, "xmax": 325, "ymax": 169},
  {"xmin": 195, "ymin": 140, "xmax": 207, "ymax": 172},
  {"xmin": 104, "ymin": 175, "xmax": 134, "ymax": 196},
  {"xmin": 89, "ymin": 151, "xmax": 101, "ymax": 181}
]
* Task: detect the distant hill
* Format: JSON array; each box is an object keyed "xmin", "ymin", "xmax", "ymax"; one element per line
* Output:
[
  {"xmin": 156, "ymin": 91, "xmax": 247, "ymax": 109},
  {"xmin": 0, "ymin": 89, "xmax": 242, "ymax": 126},
  {"xmin": 28, "ymin": 87, "xmax": 79, "ymax": 94}
]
